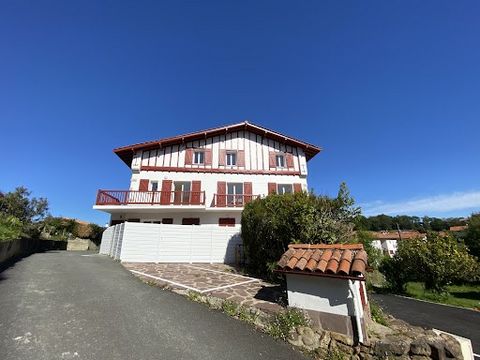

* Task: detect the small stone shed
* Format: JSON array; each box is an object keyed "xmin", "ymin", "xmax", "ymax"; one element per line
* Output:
[{"xmin": 276, "ymin": 243, "xmax": 369, "ymax": 343}]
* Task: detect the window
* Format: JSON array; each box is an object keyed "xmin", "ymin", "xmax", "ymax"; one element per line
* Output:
[
  {"xmin": 226, "ymin": 151, "xmax": 237, "ymax": 166},
  {"xmin": 151, "ymin": 181, "xmax": 158, "ymax": 191},
  {"xmin": 162, "ymin": 218, "xmax": 173, "ymax": 224},
  {"xmin": 276, "ymin": 154, "xmax": 285, "ymax": 168},
  {"xmin": 227, "ymin": 183, "xmax": 243, "ymax": 206},
  {"xmin": 193, "ymin": 151, "xmax": 204, "ymax": 164},
  {"xmin": 182, "ymin": 218, "xmax": 200, "ymax": 225},
  {"xmin": 277, "ymin": 184, "xmax": 293, "ymax": 195},
  {"xmin": 219, "ymin": 218, "xmax": 236, "ymax": 227},
  {"xmin": 173, "ymin": 181, "xmax": 191, "ymax": 204}
]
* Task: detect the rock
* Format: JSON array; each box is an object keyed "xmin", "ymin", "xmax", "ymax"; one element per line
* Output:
[
  {"xmin": 359, "ymin": 353, "xmax": 373, "ymax": 360},
  {"xmin": 350, "ymin": 355, "xmax": 360, "ymax": 360},
  {"xmin": 427, "ymin": 339, "xmax": 446, "ymax": 360},
  {"xmin": 440, "ymin": 334, "xmax": 463, "ymax": 359},
  {"xmin": 411, "ymin": 356, "xmax": 431, "ymax": 360},
  {"xmin": 331, "ymin": 331, "xmax": 354, "ymax": 346},
  {"xmin": 410, "ymin": 338, "xmax": 432, "ymax": 356},
  {"xmin": 374, "ymin": 338, "xmax": 410, "ymax": 357},
  {"xmin": 287, "ymin": 330, "xmax": 303, "ymax": 347},
  {"xmin": 318, "ymin": 330, "xmax": 331, "ymax": 349},
  {"xmin": 330, "ymin": 339, "xmax": 355, "ymax": 355}
]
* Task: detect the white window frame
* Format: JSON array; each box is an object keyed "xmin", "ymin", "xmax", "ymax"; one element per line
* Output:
[
  {"xmin": 227, "ymin": 183, "xmax": 244, "ymax": 206},
  {"xmin": 277, "ymin": 184, "xmax": 293, "ymax": 195},
  {"xmin": 193, "ymin": 151, "xmax": 205, "ymax": 165},
  {"xmin": 151, "ymin": 181, "xmax": 158, "ymax": 192},
  {"xmin": 226, "ymin": 151, "xmax": 237, "ymax": 166},
  {"xmin": 276, "ymin": 154, "xmax": 285, "ymax": 168}
]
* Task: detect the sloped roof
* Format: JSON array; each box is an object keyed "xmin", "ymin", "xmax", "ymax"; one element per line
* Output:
[
  {"xmin": 371, "ymin": 231, "xmax": 423, "ymax": 240},
  {"xmin": 276, "ymin": 244, "xmax": 367, "ymax": 279},
  {"xmin": 113, "ymin": 121, "xmax": 322, "ymax": 166}
]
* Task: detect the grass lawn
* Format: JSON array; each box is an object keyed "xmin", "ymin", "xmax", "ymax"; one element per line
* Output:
[{"xmin": 405, "ymin": 282, "xmax": 480, "ymax": 310}]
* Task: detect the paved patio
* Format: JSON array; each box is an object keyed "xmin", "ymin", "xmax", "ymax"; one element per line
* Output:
[{"xmin": 123, "ymin": 263, "xmax": 284, "ymax": 313}]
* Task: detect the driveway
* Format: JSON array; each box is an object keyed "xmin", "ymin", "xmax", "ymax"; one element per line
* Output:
[
  {"xmin": 0, "ymin": 251, "xmax": 303, "ymax": 360},
  {"xmin": 372, "ymin": 293, "xmax": 480, "ymax": 356}
]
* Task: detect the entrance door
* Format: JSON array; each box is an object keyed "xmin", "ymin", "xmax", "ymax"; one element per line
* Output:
[{"xmin": 227, "ymin": 183, "xmax": 243, "ymax": 207}]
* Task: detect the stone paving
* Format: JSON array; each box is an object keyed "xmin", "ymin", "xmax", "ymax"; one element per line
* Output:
[{"xmin": 123, "ymin": 262, "xmax": 284, "ymax": 313}]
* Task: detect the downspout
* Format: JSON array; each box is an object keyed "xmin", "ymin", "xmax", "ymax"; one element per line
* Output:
[{"xmin": 348, "ymin": 279, "xmax": 364, "ymax": 344}]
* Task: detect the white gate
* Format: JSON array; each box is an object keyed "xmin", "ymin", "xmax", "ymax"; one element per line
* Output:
[{"xmin": 99, "ymin": 222, "xmax": 242, "ymax": 263}]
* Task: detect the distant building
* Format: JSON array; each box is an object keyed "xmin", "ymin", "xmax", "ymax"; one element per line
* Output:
[
  {"xmin": 449, "ymin": 225, "xmax": 468, "ymax": 232},
  {"xmin": 370, "ymin": 231, "xmax": 425, "ymax": 257}
]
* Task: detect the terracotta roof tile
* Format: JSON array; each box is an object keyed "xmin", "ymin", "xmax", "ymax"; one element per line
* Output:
[{"xmin": 276, "ymin": 243, "xmax": 367, "ymax": 278}]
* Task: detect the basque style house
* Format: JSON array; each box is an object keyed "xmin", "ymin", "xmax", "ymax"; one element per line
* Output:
[{"xmin": 93, "ymin": 121, "xmax": 321, "ymax": 227}]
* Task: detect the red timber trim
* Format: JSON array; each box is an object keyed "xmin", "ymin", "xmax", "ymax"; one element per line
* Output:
[
  {"xmin": 268, "ymin": 182, "xmax": 277, "ymax": 194},
  {"xmin": 237, "ymin": 150, "xmax": 245, "ymax": 167},
  {"xmin": 286, "ymin": 153, "xmax": 294, "ymax": 168},
  {"xmin": 139, "ymin": 179, "xmax": 149, "ymax": 191},
  {"xmin": 219, "ymin": 218, "xmax": 235, "ymax": 227},
  {"xmin": 204, "ymin": 148, "xmax": 212, "ymax": 166},
  {"xmin": 141, "ymin": 166, "xmax": 300, "ymax": 176},
  {"xmin": 185, "ymin": 149, "xmax": 193, "ymax": 165},
  {"xmin": 269, "ymin": 151, "xmax": 276, "ymax": 168},
  {"xmin": 244, "ymin": 182, "xmax": 252, "ymax": 202},
  {"xmin": 217, "ymin": 181, "xmax": 226, "ymax": 207},
  {"xmin": 218, "ymin": 149, "xmax": 226, "ymax": 166},
  {"xmin": 160, "ymin": 180, "xmax": 172, "ymax": 205},
  {"xmin": 191, "ymin": 180, "xmax": 202, "ymax": 205},
  {"xmin": 293, "ymin": 183, "xmax": 302, "ymax": 193}
]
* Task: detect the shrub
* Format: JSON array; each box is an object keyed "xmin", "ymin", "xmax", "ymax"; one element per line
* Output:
[
  {"xmin": 267, "ymin": 308, "xmax": 310, "ymax": 340},
  {"xmin": 241, "ymin": 182, "xmax": 359, "ymax": 279},
  {"xmin": 0, "ymin": 215, "xmax": 23, "ymax": 241},
  {"xmin": 381, "ymin": 233, "xmax": 479, "ymax": 293}
]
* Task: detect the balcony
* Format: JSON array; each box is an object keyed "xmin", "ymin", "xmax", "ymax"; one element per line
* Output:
[
  {"xmin": 95, "ymin": 190, "xmax": 206, "ymax": 206},
  {"xmin": 212, "ymin": 194, "xmax": 260, "ymax": 208}
]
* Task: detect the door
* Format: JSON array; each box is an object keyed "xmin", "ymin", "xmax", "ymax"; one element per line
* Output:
[
  {"xmin": 173, "ymin": 181, "xmax": 191, "ymax": 204},
  {"xmin": 227, "ymin": 183, "xmax": 243, "ymax": 207}
]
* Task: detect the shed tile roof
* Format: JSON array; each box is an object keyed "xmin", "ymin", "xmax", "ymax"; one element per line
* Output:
[{"xmin": 277, "ymin": 244, "xmax": 367, "ymax": 278}]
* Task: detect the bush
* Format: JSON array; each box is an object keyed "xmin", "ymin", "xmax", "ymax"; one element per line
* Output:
[
  {"xmin": 0, "ymin": 215, "xmax": 23, "ymax": 241},
  {"xmin": 381, "ymin": 233, "xmax": 479, "ymax": 293},
  {"xmin": 241, "ymin": 183, "xmax": 359, "ymax": 279},
  {"xmin": 267, "ymin": 308, "xmax": 310, "ymax": 340},
  {"xmin": 355, "ymin": 230, "xmax": 385, "ymax": 270}
]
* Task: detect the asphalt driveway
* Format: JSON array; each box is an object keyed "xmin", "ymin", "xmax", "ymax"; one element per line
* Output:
[
  {"xmin": 0, "ymin": 251, "xmax": 303, "ymax": 360},
  {"xmin": 372, "ymin": 293, "xmax": 480, "ymax": 356}
]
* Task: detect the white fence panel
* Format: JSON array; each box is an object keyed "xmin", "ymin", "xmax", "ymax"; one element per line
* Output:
[
  {"xmin": 101, "ymin": 222, "xmax": 242, "ymax": 263},
  {"xmin": 99, "ymin": 226, "xmax": 114, "ymax": 254}
]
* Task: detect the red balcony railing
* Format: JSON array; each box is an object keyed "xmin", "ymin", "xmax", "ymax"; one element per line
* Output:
[
  {"xmin": 212, "ymin": 194, "xmax": 260, "ymax": 207},
  {"xmin": 96, "ymin": 190, "xmax": 205, "ymax": 206}
]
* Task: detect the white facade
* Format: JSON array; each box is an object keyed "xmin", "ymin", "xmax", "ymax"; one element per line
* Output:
[
  {"xmin": 371, "ymin": 239, "xmax": 398, "ymax": 257},
  {"xmin": 94, "ymin": 122, "xmax": 320, "ymax": 226}
]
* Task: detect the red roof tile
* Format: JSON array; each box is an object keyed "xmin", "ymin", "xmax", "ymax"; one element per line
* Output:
[{"xmin": 276, "ymin": 244, "xmax": 367, "ymax": 278}]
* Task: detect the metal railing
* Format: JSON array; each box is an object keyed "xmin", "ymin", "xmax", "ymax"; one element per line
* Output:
[
  {"xmin": 96, "ymin": 190, "xmax": 205, "ymax": 206},
  {"xmin": 212, "ymin": 194, "xmax": 260, "ymax": 207}
]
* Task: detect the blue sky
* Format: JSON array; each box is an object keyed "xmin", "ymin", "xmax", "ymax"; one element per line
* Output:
[{"xmin": 1, "ymin": 1, "xmax": 479, "ymax": 225}]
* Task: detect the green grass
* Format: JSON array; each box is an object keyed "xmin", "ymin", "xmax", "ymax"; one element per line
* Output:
[{"xmin": 405, "ymin": 282, "xmax": 480, "ymax": 310}]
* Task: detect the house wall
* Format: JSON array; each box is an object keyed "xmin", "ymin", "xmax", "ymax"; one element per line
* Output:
[
  {"xmin": 372, "ymin": 239, "xmax": 398, "ymax": 257},
  {"xmin": 130, "ymin": 130, "xmax": 308, "ymax": 175},
  {"xmin": 110, "ymin": 211, "xmax": 243, "ymax": 226}
]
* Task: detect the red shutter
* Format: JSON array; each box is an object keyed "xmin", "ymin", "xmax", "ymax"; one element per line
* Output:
[
  {"xmin": 204, "ymin": 149, "xmax": 212, "ymax": 166},
  {"xmin": 160, "ymin": 180, "xmax": 172, "ymax": 205},
  {"xmin": 237, "ymin": 150, "xmax": 245, "ymax": 167},
  {"xmin": 269, "ymin": 151, "xmax": 276, "ymax": 168},
  {"xmin": 191, "ymin": 180, "xmax": 201, "ymax": 205},
  {"xmin": 286, "ymin": 153, "xmax": 294, "ymax": 168},
  {"xmin": 217, "ymin": 181, "xmax": 226, "ymax": 207},
  {"xmin": 185, "ymin": 149, "xmax": 193, "ymax": 165},
  {"xmin": 139, "ymin": 179, "xmax": 149, "ymax": 191},
  {"xmin": 218, "ymin": 149, "xmax": 226, "ymax": 166},
  {"xmin": 219, "ymin": 218, "xmax": 235, "ymax": 227},
  {"xmin": 294, "ymin": 183, "xmax": 302, "ymax": 193},
  {"xmin": 268, "ymin": 182, "xmax": 277, "ymax": 194},
  {"xmin": 244, "ymin": 182, "xmax": 252, "ymax": 203}
]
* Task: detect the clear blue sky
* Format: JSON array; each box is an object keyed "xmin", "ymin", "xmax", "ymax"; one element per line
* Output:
[{"xmin": 1, "ymin": 1, "xmax": 479, "ymax": 225}]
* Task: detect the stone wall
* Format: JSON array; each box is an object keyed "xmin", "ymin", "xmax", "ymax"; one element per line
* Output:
[
  {"xmin": 67, "ymin": 238, "xmax": 98, "ymax": 251},
  {"xmin": 288, "ymin": 318, "xmax": 464, "ymax": 360},
  {"xmin": 0, "ymin": 238, "xmax": 39, "ymax": 264}
]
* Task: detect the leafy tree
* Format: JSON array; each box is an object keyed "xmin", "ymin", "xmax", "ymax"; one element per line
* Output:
[
  {"xmin": 241, "ymin": 183, "xmax": 359, "ymax": 278},
  {"xmin": 0, "ymin": 187, "xmax": 48, "ymax": 223},
  {"xmin": 464, "ymin": 213, "xmax": 480, "ymax": 258},
  {"xmin": 0, "ymin": 215, "xmax": 23, "ymax": 241},
  {"xmin": 381, "ymin": 233, "xmax": 478, "ymax": 293},
  {"xmin": 355, "ymin": 230, "xmax": 384, "ymax": 270}
]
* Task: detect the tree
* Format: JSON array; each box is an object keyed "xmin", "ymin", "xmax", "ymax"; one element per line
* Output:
[
  {"xmin": 0, "ymin": 187, "xmax": 48, "ymax": 223},
  {"xmin": 381, "ymin": 233, "xmax": 478, "ymax": 293},
  {"xmin": 241, "ymin": 183, "xmax": 359, "ymax": 278},
  {"xmin": 464, "ymin": 213, "xmax": 480, "ymax": 258},
  {"xmin": 355, "ymin": 230, "xmax": 384, "ymax": 270}
]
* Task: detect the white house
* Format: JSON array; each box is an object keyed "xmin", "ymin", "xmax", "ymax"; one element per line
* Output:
[
  {"xmin": 370, "ymin": 231, "xmax": 425, "ymax": 257},
  {"xmin": 93, "ymin": 121, "xmax": 321, "ymax": 227}
]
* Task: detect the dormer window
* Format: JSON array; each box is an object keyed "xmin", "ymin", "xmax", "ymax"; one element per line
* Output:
[
  {"xmin": 276, "ymin": 154, "xmax": 285, "ymax": 168},
  {"xmin": 193, "ymin": 151, "xmax": 205, "ymax": 164},
  {"xmin": 226, "ymin": 151, "xmax": 237, "ymax": 166}
]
